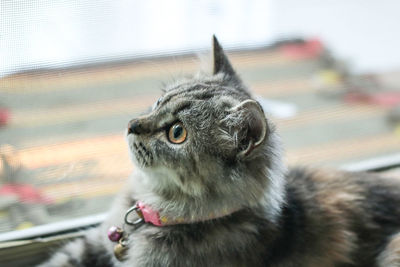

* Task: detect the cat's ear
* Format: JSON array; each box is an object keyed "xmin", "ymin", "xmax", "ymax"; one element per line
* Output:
[
  {"xmin": 222, "ymin": 99, "xmax": 268, "ymax": 158},
  {"xmin": 212, "ymin": 35, "xmax": 240, "ymax": 82}
]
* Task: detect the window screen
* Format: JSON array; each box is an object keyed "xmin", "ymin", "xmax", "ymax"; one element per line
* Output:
[{"xmin": 1, "ymin": 0, "xmax": 400, "ymax": 239}]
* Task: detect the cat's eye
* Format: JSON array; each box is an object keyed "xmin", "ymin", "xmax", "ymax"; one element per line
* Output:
[{"xmin": 167, "ymin": 122, "xmax": 187, "ymax": 144}]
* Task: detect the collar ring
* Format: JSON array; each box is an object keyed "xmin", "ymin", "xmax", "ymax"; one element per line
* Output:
[{"xmin": 124, "ymin": 204, "xmax": 145, "ymax": 227}]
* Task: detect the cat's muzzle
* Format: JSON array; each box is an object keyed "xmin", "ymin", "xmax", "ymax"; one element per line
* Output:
[{"xmin": 130, "ymin": 141, "xmax": 154, "ymax": 167}]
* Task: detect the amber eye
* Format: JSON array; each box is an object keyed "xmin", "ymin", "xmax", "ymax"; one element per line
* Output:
[{"xmin": 167, "ymin": 122, "xmax": 187, "ymax": 144}]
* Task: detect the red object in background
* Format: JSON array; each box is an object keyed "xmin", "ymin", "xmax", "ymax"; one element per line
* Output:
[
  {"xmin": 0, "ymin": 184, "xmax": 53, "ymax": 204},
  {"xmin": 279, "ymin": 38, "xmax": 324, "ymax": 60},
  {"xmin": 0, "ymin": 107, "xmax": 10, "ymax": 126},
  {"xmin": 345, "ymin": 92, "xmax": 400, "ymax": 107}
]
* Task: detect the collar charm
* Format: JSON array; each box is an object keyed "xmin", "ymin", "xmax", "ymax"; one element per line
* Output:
[
  {"xmin": 107, "ymin": 226, "xmax": 128, "ymax": 261},
  {"xmin": 107, "ymin": 203, "xmax": 146, "ymax": 261}
]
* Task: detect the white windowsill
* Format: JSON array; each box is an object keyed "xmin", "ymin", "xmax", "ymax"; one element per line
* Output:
[{"xmin": 0, "ymin": 213, "xmax": 106, "ymax": 243}]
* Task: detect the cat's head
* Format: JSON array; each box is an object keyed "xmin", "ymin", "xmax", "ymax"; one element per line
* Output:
[{"xmin": 126, "ymin": 36, "xmax": 285, "ymax": 215}]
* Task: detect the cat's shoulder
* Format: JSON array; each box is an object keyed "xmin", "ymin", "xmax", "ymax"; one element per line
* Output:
[{"xmin": 285, "ymin": 165, "xmax": 400, "ymax": 216}]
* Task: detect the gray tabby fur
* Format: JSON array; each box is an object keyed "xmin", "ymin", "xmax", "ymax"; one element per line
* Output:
[{"xmin": 38, "ymin": 36, "xmax": 400, "ymax": 267}]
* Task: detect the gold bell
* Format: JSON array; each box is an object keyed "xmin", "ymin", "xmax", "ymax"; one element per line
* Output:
[{"xmin": 113, "ymin": 239, "xmax": 128, "ymax": 261}]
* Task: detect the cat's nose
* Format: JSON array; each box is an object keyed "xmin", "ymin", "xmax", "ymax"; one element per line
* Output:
[{"xmin": 127, "ymin": 120, "xmax": 143, "ymax": 135}]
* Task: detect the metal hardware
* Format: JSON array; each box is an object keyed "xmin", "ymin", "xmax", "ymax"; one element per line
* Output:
[{"xmin": 124, "ymin": 204, "xmax": 145, "ymax": 227}]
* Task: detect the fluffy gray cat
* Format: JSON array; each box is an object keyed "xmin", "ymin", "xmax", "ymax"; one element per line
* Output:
[{"xmin": 39, "ymin": 36, "xmax": 400, "ymax": 267}]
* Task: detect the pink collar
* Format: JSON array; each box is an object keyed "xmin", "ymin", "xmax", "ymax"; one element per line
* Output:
[
  {"xmin": 136, "ymin": 201, "xmax": 164, "ymax": 226},
  {"xmin": 125, "ymin": 201, "xmax": 238, "ymax": 227},
  {"xmin": 108, "ymin": 201, "xmax": 240, "ymax": 261}
]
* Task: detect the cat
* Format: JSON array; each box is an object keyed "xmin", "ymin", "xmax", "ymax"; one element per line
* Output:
[{"xmin": 38, "ymin": 36, "xmax": 400, "ymax": 267}]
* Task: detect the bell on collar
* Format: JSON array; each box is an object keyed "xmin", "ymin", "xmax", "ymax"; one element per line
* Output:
[{"xmin": 114, "ymin": 238, "xmax": 128, "ymax": 261}]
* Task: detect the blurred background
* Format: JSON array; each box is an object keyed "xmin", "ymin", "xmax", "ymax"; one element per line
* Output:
[{"xmin": 1, "ymin": 0, "xmax": 400, "ymax": 242}]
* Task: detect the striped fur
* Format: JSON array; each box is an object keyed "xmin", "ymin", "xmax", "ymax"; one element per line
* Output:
[{"xmin": 38, "ymin": 37, "xmax": 400, "ymax": 267}]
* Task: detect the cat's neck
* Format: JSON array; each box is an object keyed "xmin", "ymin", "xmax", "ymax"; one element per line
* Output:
[{"xmin": 129, "ymin": 166, "xmax": 286, "ymax": 224}]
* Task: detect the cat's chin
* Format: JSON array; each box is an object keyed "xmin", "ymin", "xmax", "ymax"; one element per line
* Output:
[{"xmin": 132, "ymin": 165, "xmax": 205, "ymax": 198}]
